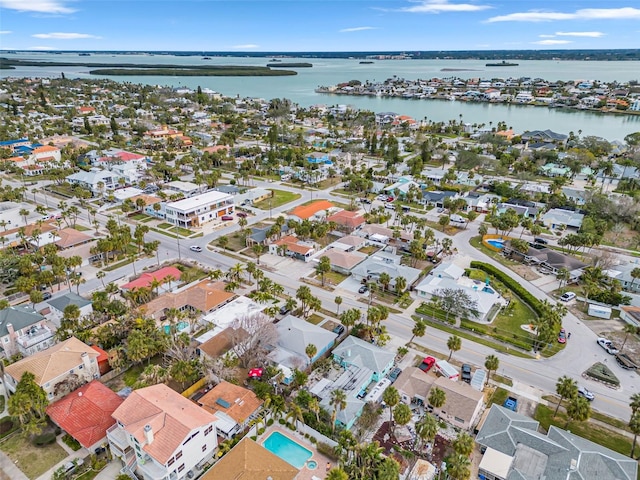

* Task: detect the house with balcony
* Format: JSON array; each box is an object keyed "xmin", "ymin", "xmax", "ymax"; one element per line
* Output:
[
  {"xmin": 197, "ymin": 381, "xmax": 263, "ymax": 439},
  {"xmin": 4, "ymin": 337, "xmax": 100, "ymax": 401},
  {"xmin": 0, "ymin": 305, "xmax": 50, "ymax": 357},
  {"xmin": 165, "ymin": 191, "xmax": 234, "ymax": 228},
  {"xmin": 107, "ymin": 384, "xmax": 218, "ymax": 480}
]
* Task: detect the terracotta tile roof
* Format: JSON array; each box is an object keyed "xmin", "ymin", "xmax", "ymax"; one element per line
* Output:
[
  {"xmin": 55, "ymin": 228, "xmax": 94, "ymax": 249},
  {"xmin": 289, "ymin": 200, "xmax": 334, "ymax": 220},
  {"xmin": 90, "ymin": 344, "xmax": 109, "ymax": 363},
  {"xmin": 46, "ymin": 380, "xmax": 123, "ymax": 449},
  {"xmin": 128, "ymin": 194, "xmax": 162, "ymax": 206},
  {"xmin": 115, "ymin": 151, "xmax": 145, "ymax": 161},
  {"xmin": 198, "ymin": 381, "xmax": 263, "ymax": 424},
  {"xmin": 274, "ymin": 235, "xmax": 313, "ymax": 254},
  {"xmin": 142, "ymin": 280, "xmax": 234, "ymax": 317},
  {"xmin": 112, "ymin": 384, "xmax": 216, "ymax": 465},
  {"xmin": 202, "ymin": 145, "xmax": 230, "ymax": 153},
  {"xmin": 201, "ymin": 437, "xmax": 298, "ymax": 480},
  {"xmin": 5, "ymin": 337, "xmax": 98, "ymax": 386},
  {"xmin": 328, "ymin": 210, "xmax": 365, "ymax": 228},
  {"xmin": 336, "ymin": 235, "xmax": 365, "ymax": 246},
  {"xmin": 33, "ymin": 145, "xmax": 59, "ymax": 154},
  {"xmin": 121, "ymin": 266, "xmax": 182, "ymax": 290}
]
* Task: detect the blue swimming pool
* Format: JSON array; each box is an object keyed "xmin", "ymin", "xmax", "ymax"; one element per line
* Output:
[
  {"xmin": 263, "ymin": 431, "xmax": 312, "ymax": 469},
  {"xmin": 487, "ymin": 239, "xmax": 504, "ymax": 249},
  {"xmin": 163, "ymin": 321, "xmax": 189, "ymax": 334}
]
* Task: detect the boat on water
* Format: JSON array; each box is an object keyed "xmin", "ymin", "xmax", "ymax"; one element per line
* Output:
[
  {"xmin": 486, "ymin": 60, "xmax": 518, "ymax": 67},
  {"xmin": 359, "ymin": 61, "xmax": 374, "ymax": 64},
  {"xmin": 270, "ymin": 58, "xmax": 281, "ymax": 62},
  {"xmin": 79, "ymin": 53, "xmax": 91, "ymax": 57},
  {"xmin": 202, "ymin": 57, "xmax": 211, "ymax": 60}
]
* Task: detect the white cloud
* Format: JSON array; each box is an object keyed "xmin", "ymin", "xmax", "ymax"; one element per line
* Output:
[
  {"xmin": 532, "ymin": 39, "xmax": 573, "ymax": 45},
  {"xmin": 555, "ymin": 31, "xmax": 605, "ymax": 38},
  {"xmin": 32, "ymin": 32, "xmax": 101, "ymax": 40},
  {"xmin": 0, "ymin": 31, "xmax": 12, "ymax": 35},
  {"xmin": 232, "ymin": 44, "xmax": 259, "ymax": 49},
  {"xmin": 340, "ymin": 26, "xmax": 377, "ymax": 33},
  {"xmin": 538, "ymin": 34, "xmax": 556, "ymax": 38},
  {"xmin": 29, "ymin": 46, "xmax": 56, "ymax": 50},
  {"xmin": 488, "ymin": 7, "xmax": 640, "ymax": 23},
  {"xmin": 0, "ymin": 0, "xmax": 75, "ymax": 14},
  {"xmin": 400, "ymin": 0, "xmax": 492, "ymax": 13}
]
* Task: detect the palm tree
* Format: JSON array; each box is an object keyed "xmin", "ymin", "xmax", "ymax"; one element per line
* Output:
[
  {"xmin": 393, "ymin": 403, "xmax": 411, "ymax": 437},
  {"xmin": 285, "ymin": 403, "xmax": 304, "ymax": 430},
  {"xmin": 556, "ymin": 267, "xmax": 570, "ymax": 292},
  {"xmin": 629, "ymin": 411, "xmax": 640, "ymax": 459},
  {"xmin": 217, "ymin": 235, "xmax": 229, "ymax": 251},
  {"xmin": 452, "ymin": 431, "xmax": 474, "ymax": 457},
  {"xmin": 308, "ymin": 397, "xmax": 320, "ymax": 423},
  {"xmin": 447, "ymin": 335, "xmax": 461, "ymax": 361},
  {"xmin": 96, "ymin": 270, "xmax": 106, "ymax": 288},
  {"xmin": 630, "ymin": 393, "xmax": 640, "ymax": 416},
  {"xmin": 409, "ymin": 319, "xmax": 426, "ymax": 344},
  {"xmin": 252, "ymin": 244, "xmax": 265, "ymax": 265},
  {"xmin": 428, "ymin": 387, "xmax": 446, "ymax": 409},
  {"xmin": 630, "ymin": 267, "xmax": 640, "ymax": 291},
  {"xmin": 394, "ymin": 276, "xmax": 407, "ymax": 295},
  {"xmin": 382, "ymin": 386, "xmax": 400, "ymax": 426},
  {"xmin": 305, "ymin": 343, "xmax": 317, "ymax": 366},
  {"xmin": 484, "ymin": 354, "xmax": 499, "ymax": 387},
  {"xmin": 555, "ymin": 375, "xmax": 578, "ymax": 416},
  {"xmin": 330, "ymin": 389, "xmax": 347, "ymax": 433},
  {"xmin": 325, "ymin": 468, "xmax": 348, "ymax": 480},
  {"xmin": 565, "ymin": 395, "xmax": 591, "ymax": 428},
  {"xmin": 415, "ymin": 413, "xmax": 438, "ymax": 449},
  {"xmin": 446, "ymin": 453, "xmax": 471, "ymax": 480},
  {"xmin": 334, "ymin": 296, "xmax": 342, "ymax": 314}
]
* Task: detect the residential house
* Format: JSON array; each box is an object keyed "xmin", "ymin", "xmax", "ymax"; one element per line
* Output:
[
  {"xmin": 357, "ymin": 224, "xmax": 413, "ymax": 244},
  {"xmin": 0, "ymin": 306, "xmax": 51, "ymax": 357},
  {"xmin": 120, "ymin": 266, "xmax": 182, "ymax": 292},
  {"xmin": 66, "ymin": 168, "xmax": 121, "ymax": 195},
  {"xmin": 327, "ymin": 210, "xmax": 366, "ymax": 233},
  {"xmin": 540, "ymin": 163, "xmax": 570, "ymax": 177},
  {"xmin": 521, "ymin": 129, "xmax": 568, "ymax": 144},
  {"xmin": 561, "ymin": 187, "xmax": 587, "ymax": 206},
  {"xmin": 53, "ymin": 228, "xmax": 95, "ymax": 250},
  {"xmin": 601, "ymin": 262, "xmax": 640, "ymax": 294},
  {"xmin": 319, "ymin": 248, "xmax": 367, "ymax": 275},
  {"xmin": 200, "ymin": 437, "xmax": 298, "ymax": 480},
  {"xmin": 196, "ymin": 326, "xmax": 246, "ymax": 363},
  {"xmin": 196, "ymin": 296, "xmax": 264, "ymax": 344},
  {"xmin": 511, "ymin": 245, "xmax": 586, "ymax": 276},
  {"xmin": 245, "ymin": 223, "xmax": 289, "ymax": 247},
  {"xmin": 312, "ymin": 336, "xmax": 394, "ymax": 430},
  {"xmin": 429, "ymin": 377, "xmax": 484, "ymax": 430},
  {"xmin": 306, "ymin": 152, "xmax": 331, "ymax": 164},
  {"xmin": 235, "ymin": 187, "xmax": 272, "ymax": 206},
  {"xmin": 288, "ymin": 200, "xmax": 335, "ymax": 222},
  {"xmin": 384, "ymin": 178, "xmax": 421, "ymax": 198},
  {"xmin": 163, "ymin": 180, "xmax": 202, "ymax": 198},
  {"xmin": 541, "ymin": 208, "xmax": 585, "ymax": 230},
  {"xmin": 197, "ymin": 381, "xmax": 263, "ymax": 439},
  {"xmin": 463, "ymin": 192, "xmax": 500, "ymax": 213},
  {"xmin": 268, "ymin": 314, "xmax": 338, "ymax": 383},
  {"xmin": 621, "ymin": 306, "xmax": 640, "ymax": 327},
  {"xmin": 415, "ymin": 261, "xmax": 507, "ymax": 323},
  {"xmin": 269, "ymin": 235, "xmax": 315, "ymax": 262},
  {"xmin": 46, "ymin": 380, "xmax": 124, "ymax": 451},
  {"xmin": 476, "ymin": 404, "xmax": 637, "ymax": 480},
  {"xmin": 351, "ymin": 251, "xmax": 421, "ymax": 291},
  {"xmin": 141, "ymin": 279, "xmax": 234, "ymax": 325},
  {"xmin": 107, "ymin": 384, "xmax": 218, "ymax": 480},
  {"xmin": 395, "ymin": 367, "xmax": 436, "ymax": 406},
  {"xmin": 213, "ymin": 184, "xmax": 240, "ymax": 196},
  {"xmin": 48, "ymin": 292, "xmax": 93, "ymax": 320},
  {"xmin": 165, "ymin": 190, "xmax": 234, "ymax": 228},
  {"xmin": 4, "ymin": 337, "xmax": 100, "ymax": 401},
  {"xmin": 421, "ymin": 190, "xmax": 457, "ymax": 208},
  {"xmin": 0, "ymin": 200, "xmax": 52, "ymax": 229},
  {"xmin": 331, "ymin": 234, "xmax": 367, "ymax": 252}
]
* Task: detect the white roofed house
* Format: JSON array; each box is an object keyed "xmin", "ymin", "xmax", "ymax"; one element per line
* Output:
[
  {"xmin": 164, "ymin": 190, "xmax": 234, "ymax": 228},
  {"xmin": 351, "ymin": 250, "xmax": 421, "ymax": 292},
  {"xmin": 66, "ymin": 168, "xmax": 121, "ymax": 195}
]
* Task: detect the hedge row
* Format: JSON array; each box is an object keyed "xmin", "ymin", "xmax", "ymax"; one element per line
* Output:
[
  {"xmin": 460, "ymin": 319, "xmax": 532, "ymax": 351},
  {"xmin": 470, "ymin": 261, "xmax": 544, "ymax": 316}
]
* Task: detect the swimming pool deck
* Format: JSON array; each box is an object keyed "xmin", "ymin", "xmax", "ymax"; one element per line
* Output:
[{"xmin": 260, "ymin": 425, "xmax": 334, "ymax": 480}]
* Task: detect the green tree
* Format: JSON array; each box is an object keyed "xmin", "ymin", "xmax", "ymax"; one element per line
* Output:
[
  {"xmin": 325, "ymin": 467, "xmax": 349, "ymax": 480},
  {"xmin": 252, "ymin": 243, "xmax": 265, "ymax": 265},
  {"xmin": 447, "ymin": 334, "xmax": 462, "ymax": 361},
  {"xmin": 555, "ymin": 375, "xmax": 578, "ymax": 416},
  {"xmin": 415, "ymin": 413, "xmax": 438, "ymax": 449},
  {"xmin": 334, "ymin": 296, "xmax": 343, "ymax": 314},
  {"xmin": 565, "ymin": 395, "xmax": 591, "ymax": 428},
  {"xmin": 217, "ymin": 235, "xmax": 229, "ymax": 251},
  {"xmin": 305, "ymin": 343, "xmax": 317, "ymax": 365},
  {"xmin": 428, "ymin": 386, "xmax": 446, "ymax": 409},
  {"xmin": 438, "ymin": 214, "xmax": 450, "ymax": 231},
  {"xmin": 393, "ymin": 403, "xmax": 411, "ymax": 437},
  {"xmin": 8, "ymin": 372, "xmax": 48, "ymax": 436},
  {"xmin": 316, "ymin": 255, "xmax": 331, "ymax": 286},
  {"xmin": 409, "ymin": 318, "xmax": 426, "ymax": 344},
  {"xmin": 330, "ymin": 389, "xmax": 347, "ymax": 433},
  {"xmin": 484, "ymin": 354, "xmax": 499, "ymax": 387},
  {"xmin": 446, "ymin": 453, "xmax": 471, "ymax": 480},
  {"xmin": 629, "ymin": 410, "xmax": 640, "ymax": 459},
  {"xmin": 382, "ymin": 386, "xmax": 400, "ymax": 426},
  {"xmin": 452, "ymin": 431, "xmax": 474, "ymax": 457}
]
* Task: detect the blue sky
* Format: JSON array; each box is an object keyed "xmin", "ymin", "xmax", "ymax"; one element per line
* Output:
[{"xmin": 1, "ymin": 0, "xmax": 639, "ymax": 51}]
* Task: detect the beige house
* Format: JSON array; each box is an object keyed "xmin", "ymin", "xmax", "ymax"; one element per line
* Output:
[
  {"xmin": 395, "ymin": 367, "xmax": 436, "ymax": 406},
  {"xmin": 430, "ymin": 377, "xmax": 484, "ymax": 430},
  {"xmin": 4, "ymin": 337, "xmax": 100, "ymax": 401}
]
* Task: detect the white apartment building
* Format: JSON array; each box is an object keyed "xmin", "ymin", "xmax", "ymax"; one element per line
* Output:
[
  {"xmin": 107, "ymin": 384, "xmax": 218, "ymax": 480},
  {"xmin": 165, "ymin": 190, "xmax": 233, "ymax": 228}
]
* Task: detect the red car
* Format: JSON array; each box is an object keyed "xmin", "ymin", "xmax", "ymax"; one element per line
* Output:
[
  {"xmin": 557, "ymin": 328, "xmax": 566, "ymax": 344},
  {"xmin": 236, "ymin": 212, "xmax": 248, "ymax": 218},
  {"xmin": 248, "ymin": 368, "xmax": 263, "ymax": 379},
  {"xmin": 221, "ymin": 215, "xmax": 233, "ymax": 221},
  {"xmin": 419, "ymin": 356, "xmax": 436, "ymax": 372},
  {"xmin": 386, "ymin": 196, "xmax": 395, "ymax": 202}
]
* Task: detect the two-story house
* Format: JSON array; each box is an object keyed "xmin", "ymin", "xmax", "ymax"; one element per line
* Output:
[
  {"xmin": 4, "ymin": 337, "xmax": 100, "ymax": 401},
  {"xmin": 165, "ymin": 191, "xmax": 234, "ymax": 228},
  {"xmin": 107, "ymin": 384, "xmax": 218, "ymax": 480},
  {"xmin": 0, "ymin": 306, "xmax": 52, "ymax": 358}
]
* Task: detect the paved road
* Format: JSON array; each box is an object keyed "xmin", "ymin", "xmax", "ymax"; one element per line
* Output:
[{"xmin": 18, "ymin": 175, "xmax": 638, "ymax": 421}]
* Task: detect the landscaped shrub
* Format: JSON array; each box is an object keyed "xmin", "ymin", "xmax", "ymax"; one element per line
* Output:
[
  {"xmin": 250, "ymin": 435, "xmax": 257, "ymax": 441},
  {"xmin": 287, "ymin": 423, "xmax": 296, "ymax": 431},
  {"xmin": 33, "ymin": 432, "xmax": 56, "ymax": 446},
  {"xmin": 316, "ymin": 442, "xmax": 339, "ymax": 461},
  {"xmin": 267, "ymin": 418, "xmax": 274, "ymax": 426},
  {"xmin": 584, "ymin": 362, "xmax": 620, "ymax": 387},
  {"xmin": 310, "ymin": 436, "xmax": 317, "ymax": 444},
  {"xmin": 62, "ymin": 433, "xmax": 82, "ymax": 451},
  {"xmin": 278, "ymin": 419, "xmax": 285, "ymax": 425},
  {"xmin": 257, "ymin": 428, "xmax": 265, "ymax": 435}
]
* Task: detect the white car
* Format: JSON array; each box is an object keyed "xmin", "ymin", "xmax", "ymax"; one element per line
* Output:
[
  {"xmin": 189, "ymin": 245, "xmax": 202, "ymax": 252},
  {"xmin": 559, "ymin": 292, "xmax": 576, "ymax": 302},
  {"xmin": 597, "ymin": 337, "xmax": 619, "ymax": 354},
  {"xmin": 578, "ymin": 386, "xmax": 595, "ymax": 401}
]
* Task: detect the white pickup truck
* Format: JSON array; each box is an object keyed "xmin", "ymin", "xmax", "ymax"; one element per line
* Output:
[{"xmin": 597, "ymin": 337, "xmax": 619, "ymax": 355}]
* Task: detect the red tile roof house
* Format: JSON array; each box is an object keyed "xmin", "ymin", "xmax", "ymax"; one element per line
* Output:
[
  {"xmin": 46, "ymin": 380, "xmax": 123, "ymax": 452},
  {"xmin": 268, "ymin": 235, "xmax": 315, "ymax": 262},
  {"xmin": 327, "ymin": 210, "xmax": 366, "ymax": 233},
  {"xmin": 288, "ymin": 199, "xmax": 334, "ymax": 221},
  {"xmin": 120, "ymin": 266, "xmax": 182, "ymax": 292},
  {"xmin": 107, "ymin": 384, "xmax": 218, "ymax": 480}
]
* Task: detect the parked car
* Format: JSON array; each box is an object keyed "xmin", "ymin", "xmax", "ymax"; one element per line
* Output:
[
  {"xmin": 189, "ymin": 245, "xmax": 202, "ymax": 252},
  {"xmin": 534, "ymin": 237, "xmax": 548, "ymax": 245},
  {"xmin": 358, "ymin": 285, "xmax": 369, "ymax": 294},
  {"xmin": 597, "ymin": 337, "xmax": 619, "ymax": 354},
  {"xmin": 388, "ymin": 367, "xmax": 402, "ymax": 383},
  {"xmin": 559, "ymin": 292, "xmax": 576, "ymax": 302},
  {"xmin": 419, "ymin": 356, "xmax": 436, "ymax": 373},
  {"xmin": 386, "ymin": 196, "xmax": 395, "ymax": 202},
  {"xmin": 461, "ymin": 363, "xmax": 472, "ymax": 383},
  {"xmin": 384, "ymin": 203, "xmax": 396, "ymax": 210},
  {"xmin": 332, "ymin": 324, "xmax": 345, "ymax": 335},
  {"xmin": 221, "ymin": 215, "xmax": 233, "ymax": 221},
  {"xmin": 236, "ymin": 212, "xmax": 248, "ymax": 218},
  {"xmin": 279, "ymin": 305, "xmax": 291, "ymax": 315},
  {"xmin": 557, "ymin": 328, "xmax": 567, "ymax": 344},
  {"xmin": 578, "ymin": 386, "xmax": 595, "ymax": 401},
  {"xmin": 42, "ymin": 292, "xmax": 52, "ymax": 300},
  {"xmin": 360, "ymin": 198, "xmax": 372, "ymax": 204}
]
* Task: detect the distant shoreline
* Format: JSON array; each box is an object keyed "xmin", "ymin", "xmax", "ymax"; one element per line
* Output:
[{"xmin": 89, "ymin": 68, "xmax": 296, "ymax": 76}]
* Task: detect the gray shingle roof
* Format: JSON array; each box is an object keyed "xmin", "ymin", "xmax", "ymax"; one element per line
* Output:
[
  {"xmin": 332, "ymin": 336, "xmax": 394, "ymax": 375},
  {"xmin": 0, "ymin": 306, "xmax": 44, "ymax": 337},
  {"xmin": 47, "ymin": 292, "xmax": 92, "ymax": 313}
]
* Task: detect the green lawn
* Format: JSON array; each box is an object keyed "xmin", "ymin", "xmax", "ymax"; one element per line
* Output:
[
  {"xmin": 213, "ymin": 233, "xmax": 248, "ymax": 252},
  {"xmin": 73, "ymin": 224, "xmax": 90, "ymax": 231},
  {"xmin": 315, "ymin": 270, "xmax": 348, "ymax": 286},
  {"xmin": 0, "ymin": 433, "xmax": 69, "ymax": 479},
  {"xmin": 307, "ymin": 313, "xmax": 324, "ymax": 325},
  {"xmin": 488, "ymin": 387, "xmax": 509, "ymax": 407},
  {"xmin": 169, "ymin": 226, "xmax": 193, "ymax": 237},
  {"xmin": 254, "ymin": 189, "xmax": 301, "ymax": 209},
  {"xmin": 535, "ymin": 404, "xmax": 634, "ymax": 458}
]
